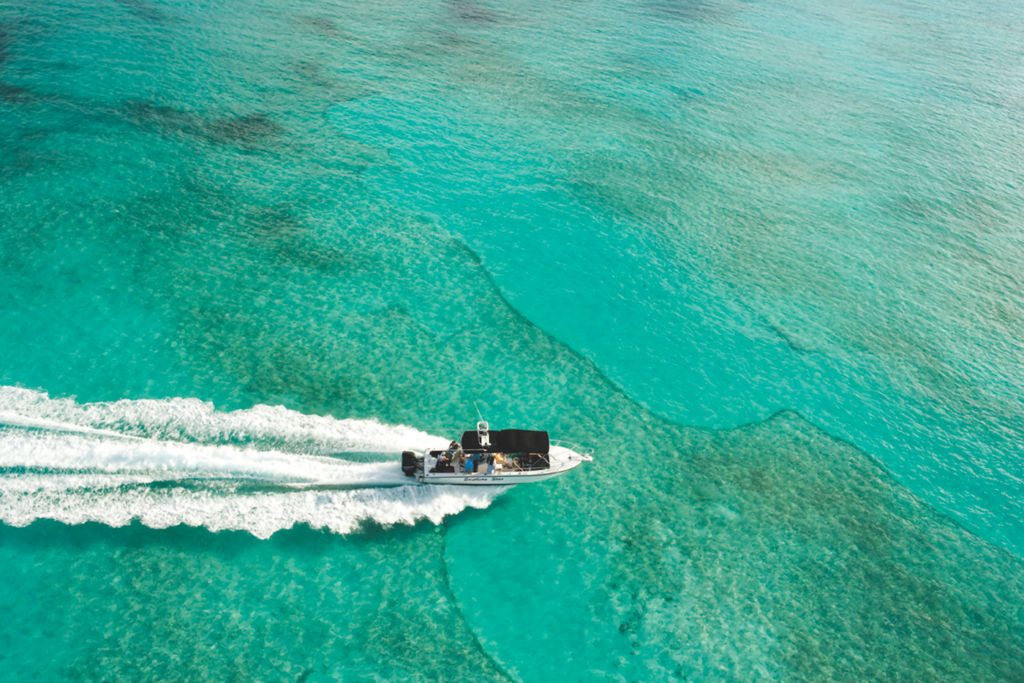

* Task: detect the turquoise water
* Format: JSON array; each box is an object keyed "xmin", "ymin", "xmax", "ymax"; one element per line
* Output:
[{"xmin": 2, "ymin": 0, "xmax": 1024, "ymax": 679}]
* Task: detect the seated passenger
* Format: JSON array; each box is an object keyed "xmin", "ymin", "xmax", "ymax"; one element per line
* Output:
[{"xmin": 465, "ymin": 455, "xmax": 474, "ymax": 474}]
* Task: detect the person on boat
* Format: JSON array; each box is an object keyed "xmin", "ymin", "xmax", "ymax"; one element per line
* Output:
[
  {"xmin": 447, "ymin": 440, "xmax": 463, "ymax": 464},
  {"xmin": 435, "ymin": 448, "xmax": 455, "ymax": 473},
  {"xmin": 465, "ymin": 453, "xmax": 475, "ymax": 474}
]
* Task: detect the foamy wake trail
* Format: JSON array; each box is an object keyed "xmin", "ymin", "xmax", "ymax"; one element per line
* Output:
[
  {"xmin": 0, "ymin": 385, "xmax": 443, "ymax": 453},
  {"xmin": 0, "ymin": 387, "xmax": 503, "ymax": 538}
]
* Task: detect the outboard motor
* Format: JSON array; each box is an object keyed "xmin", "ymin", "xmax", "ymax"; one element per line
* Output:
[{"xmin": 401, "ymin": 451, "xmax": 418, "ymax": 477}]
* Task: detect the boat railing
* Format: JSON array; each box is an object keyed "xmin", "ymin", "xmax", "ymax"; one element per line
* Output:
[
  {"xmin": 426, "ymin": 449, "xmax": 550, "ymax": 473},
  {"xmin": 549, "ymin": 440, "xmax": 595, "ymax": 459},
  {"xmin": 429, "ymin": 444, "xmax": 594, "ymax": 457},
  {"xmin": 425, "ymin": 442, "xmax": 592, "ymax": 475}
]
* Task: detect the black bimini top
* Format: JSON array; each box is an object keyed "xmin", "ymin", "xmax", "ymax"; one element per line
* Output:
[{"xmin": 461, "ymin": 429, "xmax": 550, "ymax": 454}]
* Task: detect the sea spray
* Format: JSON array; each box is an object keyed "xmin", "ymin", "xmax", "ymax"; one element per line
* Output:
[
  {"xmin": 0, "ymin": 388, "xmax": 502, "ymax": 538},
  {"xmin": 0, "ymin": 386, "xmax": 447, "ymax": 453}
]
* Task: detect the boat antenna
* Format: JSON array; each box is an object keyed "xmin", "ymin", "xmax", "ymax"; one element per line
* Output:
[{"xmin": 474, "ymin": 401, "xmax": 484, "ymax": 423}]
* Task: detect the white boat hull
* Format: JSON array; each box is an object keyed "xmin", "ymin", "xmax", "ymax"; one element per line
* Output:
[{"xmin": 418, "ymin": 445, "xmax": 591, "ymax": 486}]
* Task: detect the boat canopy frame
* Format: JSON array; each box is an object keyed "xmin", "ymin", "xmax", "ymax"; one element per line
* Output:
[{"xmin": 460, "ymin": 429, "xmax": 549, "ymax": 454}]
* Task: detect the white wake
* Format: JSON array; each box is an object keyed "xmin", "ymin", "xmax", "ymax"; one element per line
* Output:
[{"xmin": 0, "ymin": 387, "xmax": 503, "ymax": 538}]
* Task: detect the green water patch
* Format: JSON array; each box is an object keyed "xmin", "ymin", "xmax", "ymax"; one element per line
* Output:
[
  {"xmin": 2, "ymin": 0, "xmax": 1022, "ymax": 553},
  {"xmin": 122, "ymin": 102, "xmax": 287, "ymax": 149},
  {"xmin": 0, "ymin": 520, "xmax": 510, "ymax": 683},
  {"xmin": 308, "ymin": 0, "xmax": 1024, "ymax": 552},
  {"xmin": 1, "ymin": 0, "xmax": 1024, "ymax": 679},
  {"xmin": 0, "ymin": 24, "xmax": 11, "ymax": 65},
  {"xmin": 113, "ymin": 0, "xmax": 174, "ymax": 25},
  {"xmin": 446, "ymin": 411, "xmax": 1024, "ymax": 682},
  {"xmin": 641, "ymin": 0, "xmax": 729, "ymax": 23}
]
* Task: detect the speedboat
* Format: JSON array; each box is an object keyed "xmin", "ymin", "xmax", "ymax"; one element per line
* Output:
[{"xmin": 402, "ymin": 421, "xmax": 592, "ymax": 486}]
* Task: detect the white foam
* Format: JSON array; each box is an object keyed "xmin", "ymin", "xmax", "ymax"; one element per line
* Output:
[
  {"xmin": 0, "ymin": 473, "xmax": 502, "ymax": 539},
  {"xmin": 0, "ymin": 387, "xmax": 500, "ymax": 538},
  {"xmin": 0, "ymin": 386, "xmax": 448, "ymax": 453},
  {"xmin": 0, "ymin": 429, "xmax": 400, "ymax": 482}
]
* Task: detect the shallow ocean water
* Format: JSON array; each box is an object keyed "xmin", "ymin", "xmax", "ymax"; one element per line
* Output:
[{"xmin": 1, "ymin": 0, "xmax": 1023, "ymax": 680}]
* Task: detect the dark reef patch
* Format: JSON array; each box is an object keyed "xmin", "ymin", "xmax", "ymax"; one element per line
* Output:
[
  {"xmin": 445, "ymin": 0, "xmax": 503, "ymax": 25},
  {"xmin": 239, "ymin": 205, "xmax": 358, "ymax": 277},
  {"xmin": 293, "ymin": 61, "xmax": 339, "ymax": 92},
  {"xmin": 124, "ymin": 100, "xmax": 201, "ymax": 136},
  {"xmin": 0, "ymin": 143, "xmax": 48, "ymax": 180},
  {"xmin": 0, "ymin": 82, "xmax": 35, "ymax": 104},
  {"xmin": 297, "ymin": 15, "xmax": 345, "ymax": 39},
  {"xmin": 0, "ymin": 25, "xmax": 11, "ymax": 65},
  {"xmin": 768, "ymin": 322, "xmax": 813, "ymax": 354},
  {"xmin": 124, "ymin": 101, "xmax": 286, "ymax": 147},
  {"xmin": 277, "ymin": 241, "xmax": 352, "ymax": 276},
  {"xmin": 246, "ymin": 205, "xmax": 302, "ymax": 238},
  {"xmin": 644, "ymin": 0, "xmax": 722, "ymax": 22},
  {"xmin": 113, "ymin": 0, "xmax": 171, "ymax": 23},
  {"xmin": 289, "ymin": 63, "xmax": 377, "ymax": 103},
  {"xmin": 205, "ymin": 113, "xmax": 285, "ymax": 145},
  {"xmin": 433, "ymin": 30, "xmax": 473, "ymax": 49}
]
